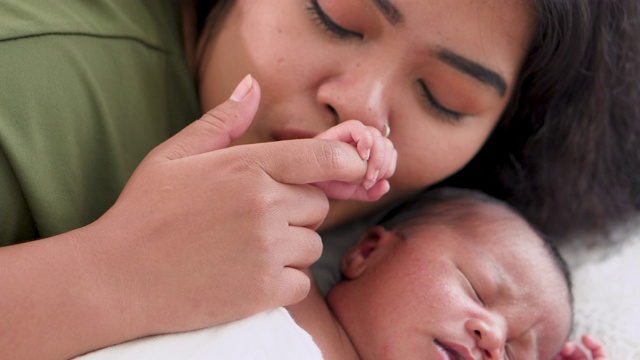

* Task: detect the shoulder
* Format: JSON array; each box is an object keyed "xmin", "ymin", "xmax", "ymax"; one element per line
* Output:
[
  {"xmin": 0, "ymin": 0, "xmax": 181, "ymax": 46},
  {"xmin": 0, "ymin": 0, "xmax": 200, "ymax": 243}
]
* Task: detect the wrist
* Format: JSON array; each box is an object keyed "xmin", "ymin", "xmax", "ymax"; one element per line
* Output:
[{"xmin": 74, "ymin": 217, "xmax": 156, "ymax": 343}]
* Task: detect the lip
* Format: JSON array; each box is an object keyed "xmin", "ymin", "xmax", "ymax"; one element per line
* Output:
[
  {"xmin": 434, "ymin": 340, "xmax": 474, "ymax": 360},
  {"xmin": 271, "ymin": 127, "xmax": 319, "ymax": 141}
]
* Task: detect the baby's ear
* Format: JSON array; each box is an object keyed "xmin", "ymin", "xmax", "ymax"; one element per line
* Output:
[{"xmin": 340, "ymin": 226, "xmax": 396, "ymax": 279}]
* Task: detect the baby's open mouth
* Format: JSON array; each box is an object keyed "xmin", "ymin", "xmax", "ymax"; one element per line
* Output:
[{"xmin": 434, "ymin": 340, "xmax": 467, "ymax": 360}]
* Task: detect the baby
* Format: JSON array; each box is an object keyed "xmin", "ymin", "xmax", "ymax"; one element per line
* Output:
[
  {"xmin": 290, "ymin": 187, "xmax": 607, "ymax": 359},
  {"xmin": 78, "ymin": 186, "xmax": 607, "ymax": 360}
]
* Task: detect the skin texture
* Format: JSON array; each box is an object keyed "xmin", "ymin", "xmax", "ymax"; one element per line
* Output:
[
  {"xmin": 554, "ymin": 335, "xmax": 610, "ymax": 360},
  {"xmin": 313, "ymin": 119, "xmax": 397, "ymax": 201},
  {"xmin": 196, "ymin": 0, "xmax": 535, "ymax": 229},
  {"xmin": 0, "ymin": 1, "xmax": 539, "ymax": 359},
  {"xmin": 1, "ymin": 75, "xmax": 370, "ymax": 359},
  {"xmin": 325, "ymin": 203, "xmax": 573, "ymax": 359}
]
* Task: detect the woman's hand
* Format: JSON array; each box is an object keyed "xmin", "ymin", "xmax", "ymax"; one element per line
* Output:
[
  {"xmin": 99, "ymin": 76, "xmax": 370, "ymax": 331},
  {"xmin": 0, "ymin": 76, "xmax": 370, "ymax": 359}
]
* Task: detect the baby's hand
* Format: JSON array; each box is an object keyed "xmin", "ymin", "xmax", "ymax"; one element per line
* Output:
[
  {"xmin": 313, "ymin": 120, "xmax": 397, "ymax": 201},
  {"xmin": 553, "ymin": 335, "xmax": 609, "ymax": 360}
]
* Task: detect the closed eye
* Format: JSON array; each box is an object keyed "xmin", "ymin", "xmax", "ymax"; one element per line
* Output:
[
  {"xmin": 459, "ymin": 269, "xmax": 484, "ymax": 306},
  {"xmin": 307, "ymin": 0, "xmax": 363, "ymax": 40},
  {"xmin": 419, "ymin": 80, "xmax": 465, "ymax": 123}
]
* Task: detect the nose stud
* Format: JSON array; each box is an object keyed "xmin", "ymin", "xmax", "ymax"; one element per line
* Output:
[{"xmin": 383, "ymin": 123, "xmax": 391, "ymax": 138}]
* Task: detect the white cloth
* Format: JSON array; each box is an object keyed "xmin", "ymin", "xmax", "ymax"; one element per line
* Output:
[
  {"xmin": 75, "ymin": 307, "xmax": 323, "ymax": 360},
  {"xmin": 559, "ymin": 220, "xmax": 640, "ymax": 360}
]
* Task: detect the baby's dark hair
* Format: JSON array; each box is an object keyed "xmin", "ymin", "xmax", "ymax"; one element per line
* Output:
[{"xmin": 378, "ymin": 188, "xmax": 574, "ymax": 318}]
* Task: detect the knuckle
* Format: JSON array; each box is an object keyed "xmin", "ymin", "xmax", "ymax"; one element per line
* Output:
[
  {"xmin": 223, "ymin": 151, "xmax": 265, "ymax": 179},
  {"xmin": 316, "ymin": 193, "xmax": 330, "ymax": 216},
  {"xmin": 163, "ymin": 143, "xmax": 191, "ymax": 161},
  {"xmin": 314, "ymin": 142, "xmax": 347, "ymax": 172},
  {"xmin": 198, "ymin": 107, "xmax": 236, "ymax": 138},
  {"xmin": 250, "ymin": 191, "xmax": 280, "ymax": 218},
  {"xmin": 295, "ymin": 278, "xmax": 312, "ymax": 302},
  {"xmin": 266, "ymin": 272, "xmax": 312, "ymax": 306},
  {"xmin": 308, "ymin": 233, "xmax": 324, "ymax": 261},
  {"xmin": 252, "ymin": 231, "xmax": 275, "ymax": 254}
]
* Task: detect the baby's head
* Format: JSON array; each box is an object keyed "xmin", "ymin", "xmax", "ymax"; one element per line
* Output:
[{"xmin": 327, "ymin": 187, "xmax": 572, "ymax": 359}]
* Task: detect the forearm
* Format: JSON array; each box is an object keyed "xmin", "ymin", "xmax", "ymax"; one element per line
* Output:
[{"xmin": 0, "ymin": 223, "xmax": 147, "ymax": 360}]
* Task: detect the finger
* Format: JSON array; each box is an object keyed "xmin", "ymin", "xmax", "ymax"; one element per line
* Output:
[
  {"xmin": 252, "ymin": 139, "xmax": 368, "ymax": 186},
  {"xmin": 316, "ymin": 120, "xmax": 372, "ymax": 160},
  {"xmin": 150, "ymin": 75, "xmax": 261, "ymax": 161},
  {"xmin": 379, "ymin": 136, "xmax": 397, "ymax": 180},
  {"xmin": 389, "ymin": 148, "xmax": 398, "ymax": 178},
  {"xmin": 364, "ymin": 131, "xmax": 386, "ymax": 189},
  {"xmin": 352, "ymin": 122, "xmax": 373, "ymax": 160},
  {"xmin": 280, "ymin": 226, "xmax": 324, "ymax": 269},
  {"xmin": 558, "ymin": 341, "xmax": 588, "ymax": 360},
  {"xmin": 314, "ymin": 180, "xmax": 357, "ymax": 200},
  {"xmin": 282, "ymin": 183, "xmax": 330, "ymax": 230},
  {"xmin": 272, "ymin": 267, "xmax": 313, "ymax": 306},
  {"xmin": 319, "ymin": 178, "xmax": 389, "ymax": 201},
  {"xmin": 582, "ymin": 335, "xmax": 608, "ymax": 359},
  {"xmin": 365, "ymin": 179, "xmax": 391, "ymax": 201}
]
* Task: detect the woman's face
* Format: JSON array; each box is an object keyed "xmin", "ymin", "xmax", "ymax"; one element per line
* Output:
[{"xmin": 198, "ymin": 0, "xmax": 534, "ymax": 228}]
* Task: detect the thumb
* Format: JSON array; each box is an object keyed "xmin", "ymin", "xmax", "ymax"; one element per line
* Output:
[{"xmin": 151, "ymin": 75, "xmax": 260, "ymax": 161}]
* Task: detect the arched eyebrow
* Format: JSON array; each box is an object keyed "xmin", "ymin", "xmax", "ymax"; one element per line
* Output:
[
  {"xmin": 435, "ymin": 49, "xmax": 508, "ymax": 97},
  {"xmin": 371, "ymin": 0, "xmax": 508, "ymax": 97},
  {"xmin": 372, "ymin": 0, "xmax": 404, "ymax": 26}
]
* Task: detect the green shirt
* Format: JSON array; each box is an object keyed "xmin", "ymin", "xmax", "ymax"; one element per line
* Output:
[{"xmin": 0, "ymin": 0, "xmax": 200, "ymax": 244}]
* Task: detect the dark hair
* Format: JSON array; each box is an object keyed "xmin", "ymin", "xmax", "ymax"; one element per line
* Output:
[
  {"xmin": 379, "ymin": 187, "xmax": 574, "ymax": 317},
  {"xmin": 440, "ymin": 0, "xmax": 640, "ymax": 244},
  {"xmin": 194, "ymin": 0, "xmax": 230, "ymax": 35},
  {"xmin": 195, "ymin": 0, "xmax": 640, "ymax": 243}
]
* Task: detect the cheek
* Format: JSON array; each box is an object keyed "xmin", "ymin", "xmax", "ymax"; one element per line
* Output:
[
  {"xmin": 390, "ymin": 122, "xmax": 494, "ymax": 192},
  {"xmin": 200, "ymin": 1, "xmax": 316, "ymax": 111},
  {"xmin": 236, "ymin": 2, "xmax": 325, "ymax": 100}
]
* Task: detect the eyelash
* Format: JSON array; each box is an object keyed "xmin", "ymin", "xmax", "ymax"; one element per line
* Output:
[
  {"xmin": 468, "ymin": 279, "xmax": 484, "ymax": 306},
  {"xmin": 306, "ymin": 0, "xmax": 362, "ymax": 40},
  {"xmin": 419, "ymin": 81, "xmax": 465, "ymax": 123},
  {"xmin": 307, "ymin": 0, "xmax": 464, "ymax": 123}
]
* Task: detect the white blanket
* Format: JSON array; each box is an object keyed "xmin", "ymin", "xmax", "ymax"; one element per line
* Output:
[
  {"xmin": 559, "ymin": 224, "xmax": 640, "ymax": 360},
  {"xmin": 75, "ymin": 307, "xmax": 323, "ymax": 360}
]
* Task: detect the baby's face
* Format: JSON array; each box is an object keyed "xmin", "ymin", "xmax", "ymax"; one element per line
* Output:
[{"xmin": 327, "ymin": 205, "xmax": 572, "ymax": 359}]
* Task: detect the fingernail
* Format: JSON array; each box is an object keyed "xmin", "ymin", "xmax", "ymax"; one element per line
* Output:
[
  {"xmin": 360, "ymin": 148, "xmax": 371, "ymax": 161},
  {"xmin": 364, "ymin": 170, "xmax": 379, "ymax": 190},
  {"xmin": 230, "ymin": 74, "xmax": 253, "ymax": 102},
  {"xmin": 370, "ymin": 170, "xmax": 379, "ymax": 183},
  {"xmin": 363, "ymin": 179, "xmax": 375, "ymax": 190}
]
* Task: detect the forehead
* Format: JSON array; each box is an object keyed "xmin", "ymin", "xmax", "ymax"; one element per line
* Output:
[{"xmin": 380, "ymin": 0, "xmax": 535, "ymax": 83}]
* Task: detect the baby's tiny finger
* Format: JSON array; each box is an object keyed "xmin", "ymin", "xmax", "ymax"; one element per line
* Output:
[
  {"xmin": 381, "ymin": 138, "xmax": 397, "ymax": 179},
  {"xmin": 559, "ymin": 341, "xmax": 577, "ymax": 356},
  {"xmin": 582, "ymin": 335, "xmax": 608, "ymax": 359},
  {"xmin": 365, "ymin": 131, "xmax": 386, "ymax": 187},
  {"xmin": 365, "ymin": 179, "xmax": 391, "ymax": 200},
  {"xmin": 354, "ymin": 128, "xmax": 373, "ymax": 160}
]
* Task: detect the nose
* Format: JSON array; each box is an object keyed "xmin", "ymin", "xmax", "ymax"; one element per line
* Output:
[
  {"xmin": 465, "ymin": 317, "xmax": 506, "ymax": 359},
  {"xmin": 315, "ymin": 64, "xmax": 392, "ymax": 135}
]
